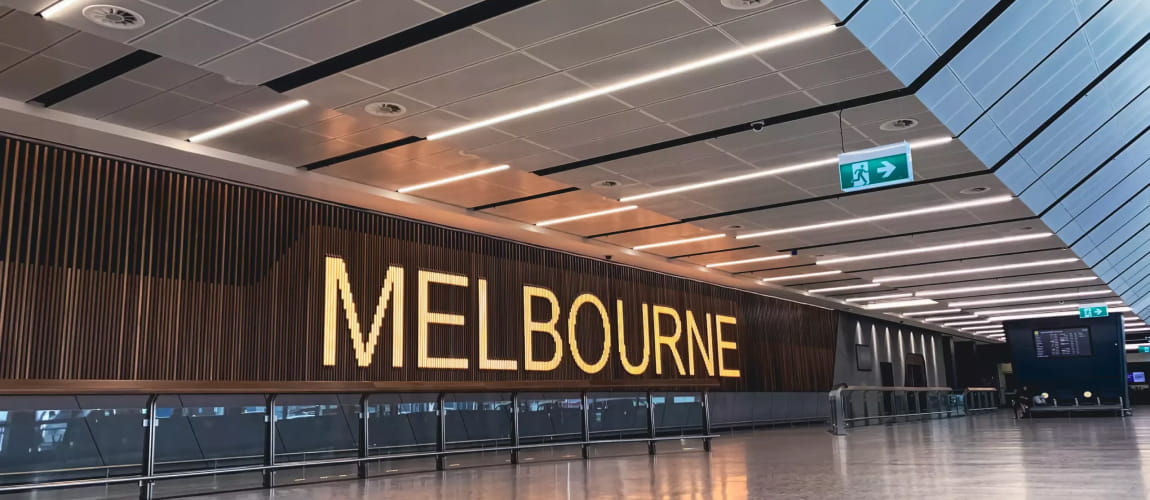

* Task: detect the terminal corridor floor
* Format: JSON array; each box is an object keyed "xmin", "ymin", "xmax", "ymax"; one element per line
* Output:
[{"xmin": 184, "ymin": 411, "xmax": 1146, "ymax": 500}]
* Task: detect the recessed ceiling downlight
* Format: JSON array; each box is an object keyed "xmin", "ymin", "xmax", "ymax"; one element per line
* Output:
[
  {"xmin": 591, "ymin": 180, "xmax": 621, "ymax": 188},
  {"xmin": 82, "ymin": 5, "xmax": 144, "ymax": 30},
  {"xmin": 960, "ymin": 186, "xmax": 991, "ymax": 195},
  {"xmin": 364, "ymin": 102, "xmax": 406, "ymax": 117},
  {"xmin": 721, "ymin": 0, "xmax": 773, "ymax": 9},
  {"xmin": 879, "ymin": 118, "xmax": 919, "ymax": 131}
]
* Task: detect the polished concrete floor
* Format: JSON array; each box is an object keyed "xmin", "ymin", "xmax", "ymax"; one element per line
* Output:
[{"xmin": 163, "ymin": 411, "xmax": 1150, "ymax": 499}]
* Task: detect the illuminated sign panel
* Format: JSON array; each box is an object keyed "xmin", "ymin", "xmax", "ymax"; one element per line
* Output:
[{"xmin": 321, "ymin": 256, "xmax": 741, "ymax": 379}]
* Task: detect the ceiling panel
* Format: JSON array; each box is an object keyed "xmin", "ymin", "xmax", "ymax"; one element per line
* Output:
[
  {"xmin": 475, "ymin": 0, "xmax": 663, "ymax": 48},
  {"xmin": 262, "ymin": 0, "xmax": 439, "ymax": 62},
  {"xmin": 191, "ymin": 0, "xmax": 348, "ymax": 40},
  {"xmin": 42, "ymin": 0, "xmax": 179, "ymax": 43},
  {"xmin": 346, "ymin": 28, "xmax": 509, "ymax": 89},
  {"xmin": 0, "ymin": 54, "xmax": 86, "ymax": 101},
  {"xmin": 0, "ymin": 10, "xmax": 75, "ymax": 51},
  {"xmin": 399, "ymin": 52, "xmax": 554, "ymax": 106},
  {"xmin": 200, "ymin": 43, "xmax": 311, "ymax": 84}
]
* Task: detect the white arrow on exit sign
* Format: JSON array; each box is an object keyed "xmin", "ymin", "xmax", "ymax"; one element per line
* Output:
[{"xmin": 878, "ymin": 161, "xmax": 897, "ymax": 178}]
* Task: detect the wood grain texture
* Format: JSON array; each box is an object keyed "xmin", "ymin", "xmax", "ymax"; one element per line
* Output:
[{"xmin": 0, "ymin": 136, "xmax": 838, "ymax": 393}]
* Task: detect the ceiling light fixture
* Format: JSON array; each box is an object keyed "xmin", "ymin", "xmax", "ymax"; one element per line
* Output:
[
  {"xmin": 1126, "ymin": 342, "xmax": 1150, "ymax": 349},
  {"xmin": 988, "ymin": 306, "xmax": 1131, "ymax": 322},
  {"xmin": 620, "ymin": 137, "xmax": 952, "ymax": 203},
  {"xmin": 397, "ymin": 164, "xmax": 510, "ymax": 193},
  {"xmin": 188, "ymin": 100, "xmax": 309, "ymax": 143},
  {"xmin": 973, "ymin": 300, "xmax": 1124, "ymax": 316},
  {"xmin": 807, "ymin": 283, "xmax": 880, "ymax": 294},
  {"xmin": 948, "ymin": 290, "xmax": 1112, "ymax": 307},
  {"xmin": 39, "ymin": 0, "xmax": 79, "ymax": 18},
  {"xmin": 1127, "ymin": 326, "xmax": 1150, "ymax": 332},
  {"xmin": 761, "ymin": 270, "xmax": 843, "ymax": 282},
  {"xmin": 924, "ymin": 314, "xmax": 979, "ymax": 322},
  {"xmin": 1126, "ymin": 321, "xmax": 1146, "ymax": 327},
  {"xmin": 914, "ymin": 276, "xmax": 1098, "ymax": 297},
  {"xmin": 817, "ymin": 233, "xmax": 1054, "ymax": 265},
  {"xmin": 861, "ymin": 298, "xmax": 938, "ymax": 310},
  {"xmin": 843, "ymin": 292, "xmax": 913, "ymax": 303},
  {"xmin": 960, "ymin": 324, "xmax": 1005, "ymax": 331},
  {"xmin": 901, "ymin": 309, "xmax": 960, "ymax": 316},
  {"xmin": 872, "ymin": 258, "xmax": 1080, "ymax": 283},
  {"xmin": 943, "ymin": 320, "xmax": 993, "ymax": 327},
  {"xmin": 536, "ymin": 205, "xmax": 637, "ymax": 227},
  {"xmin": 705, "ymin": 254, "xmax": 790, "ymax": 268},
  {"xmin": 633, "ymin": 234, "xmax": 725, "ymax": 251},
  {"xmin": 738, "ymin": 196, "xmax": 1013, "ymax": 240},
  {"xmin": 426, "ymin": 24, "xmax": 838, "ymax": 140}
]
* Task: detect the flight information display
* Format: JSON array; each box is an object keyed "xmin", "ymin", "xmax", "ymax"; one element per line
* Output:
[{"xmin": 1033, "ymin": 327, "xmax": 1092, "ymax": 358}]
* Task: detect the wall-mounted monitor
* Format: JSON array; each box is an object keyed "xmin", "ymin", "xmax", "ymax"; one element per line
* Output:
[
  {"xmin": 1130, "ymin": 372, "xmax": 1146, "ymax": 383},
  {"xmin": 1033, "ymin": 327, "xmax": 1093, "ymax": 358}
]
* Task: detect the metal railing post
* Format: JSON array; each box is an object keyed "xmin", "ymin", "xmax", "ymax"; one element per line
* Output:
[
  {"xmin": 646, "ymin": 392, "xmax": 657, "ymax": 455},
  {"xmin": 701, "ymin": 391, "xmax": 712, "ymax": 452},
  {"xmin": 139, "ymin": 394, "xmax": 158, "ymax": 500},
  {"xmin": 358, "ymin": 394, "xmax": 370, "ymax": 479},
  {"xmin": 510, "ymin": 393, "xmax": 521, "ymax": 464},
  {"xmin": 828, "ymin": 386, "xmax": 847, "ymax": 436},
  {"xmin": 262, "ymin": 394, "xmax": 276, "ymax": 488},
  {"xmin": 580, "ymin": 392, "xmax": 591, "ymax": 459},
  {"xmin": 436, "ymin": 393, "xmax": 447, "ymax": 471}
]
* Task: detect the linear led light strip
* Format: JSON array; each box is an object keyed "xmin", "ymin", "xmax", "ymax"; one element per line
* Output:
[
  {"xmin": 705, "ymin": 254, "xmax": 790, "ymax": 268},
  {"xmin": 536, "ymin": 206, "xmax": 637, "ymax": 227},
  {"xmin": 901, "ymin": 309, "xmax": 960, "ymax": 317},
  {"xmin": 924, "ymin": 314, "xmax": 979, "ymax": 322},
  {"xmin": 943, "ymin": 320, "xmax": 993, "ymax": 327},
  {"xmin": 817, "ymin": 233, "xmax": 1054, "ymax": 265},
  {"xmin": 1129, "ymin": 327, "xmax": 1150, "ymax": 333},
  {"xmin": 762, "ymin": 270, "xmax": 842, "ymax": 282},
  {"xmin": 987, "ymin": 306, "xmax": 1131, "ymax": 322},
  {"xmin": 738, "ymin": 196, "xmax": 1014, "ymax": 240},
  {"xmin": 426, "ymin": 25, "xmax": 838, "ymax": 140},
  {"xmin": 807, "ymin": 283, "xmax": 880, "ymax": 294},
  {"xmin": 972, "ymin": 300, "xmax": 1124, "ymax": 316},
  {"xmin": 633, "ymin": 234, "xmax": 725, "ymax": 251},
  {"xmin": 1126, "ymin": 342, "xmax": 1150, "ymax": 349},
  {"xmin": 188, "ymin": 100, "xmax": 309, "ymax": 143},
  {"xmin": 397, "ymin": 165, "xmax": 510, "ymax": 193},
  {"xmin": 961, "ymin": 324, "xmax": 1005, "ymax": 331},
  {"xmin": 862, "ymin": 298, "xmax": 938, "ymax": 310},
  {"xmin": 621, "ymin": 137, "xmax": 952, "ymax": 203},
  {"xmin": 913, "ymin": 276, "xmax": 1098, "ymax": 297},
  {"xmin": 873, "ymin": 258, "xmax": 1080, "ymax": 283},
  {"xmin": 39, "ymin": 0, "xmax": 78, "ymax": 18},
  {"xmin": 843, "ymin": 293, "xmax": 912, "ymax": 303},
  {"xmin": 948, "ymin": 290, "xmax": 1112, "ymax": 307}
]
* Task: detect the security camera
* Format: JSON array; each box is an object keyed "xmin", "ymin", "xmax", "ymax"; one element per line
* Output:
[{"xmin": 750, "ymin": 120, "xmax": 766, "ymax": 133}]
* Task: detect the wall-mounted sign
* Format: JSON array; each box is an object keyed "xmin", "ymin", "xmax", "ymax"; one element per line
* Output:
[
  {"xmin": 838, "ymin": 142, "xmax": 913, "ymax": 192},
  {"xmin": 1079, "ymin": 304, "xmax": 1109, "ymax": 318}
]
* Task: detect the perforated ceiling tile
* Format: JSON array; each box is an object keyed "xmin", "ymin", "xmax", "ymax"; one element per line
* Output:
[
  {"xmin": 0, "ymin": 0, "xmax": 55, "ymax": 15},
  {"xmin": 191, "ymin": 0, "xmax": 348, "ymax": 40},
  {"xmin": 346, "ymin": 28, "xmax": 508, "ymax": 90},
  {"xmin": 201, "ymin": 43, "xmax": 310, "ymax": 85},
  {"xmin": 144, "ymin": 0, "xmax": 215, "ymax": 13},
  {"xmin": 52, "ymin": 76, "xmax": 160, "ymax": 118},
  {"xmin": 781, "ymin": 50, "xmax": 885, "ymax": 89},
  {"xmin": 476, "ymin": 0, "xmax": 662, "ymax": 48},
  {"xmin": 120, "ymin": 58, "xmax": 207, "ymax": 90},
  {"xmin": 171, "ymin": 73, "xmax": 254, "ymax": 103},
  {"xmin": 0, "ymin": 10, "xmax": 75, "ymax": 52},
  {"xmin": 526, "ymin": 2, "xmax": 709, "ymax": 69},
  {"xmin": 133, "ymin": 19, "xmax": 247, "ymax": 66},
  {"xmin": 640, "ymin": 72, "xmax": 797, "ymax": 122},
  {"xmin": 0, "ymin": 54, "xmax": 86, "ymax": 101},
  {"xmin": 398, "ymin": 52, "xmax": 553, "ymax": 106},
  {"xmin": 102, "ymin": 91, "xmax": 210, "ymax": 130},
  {"xmin": 0, "ymin": 43, "xmax": 31, "ymax": 72},
  {"xmin": 41, "ymin": 32, "xmax": 135, "ymax": 68},
  {"xmin": 282, "ymin": 72, "xmax": 385, "ymax": 110},
  {"xmin": 262, "ymin": 0, "xmax": 439, "ymax": 62}
]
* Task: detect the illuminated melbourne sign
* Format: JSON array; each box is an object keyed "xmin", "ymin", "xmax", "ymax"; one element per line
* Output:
[{"xmin": 322, "ymin": 256, "xmax": 740, "ymax": 378}]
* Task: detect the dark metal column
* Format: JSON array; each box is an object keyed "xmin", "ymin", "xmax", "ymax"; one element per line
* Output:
[
  {"xmin": 510, "ymin": 393, "xmax": 521, "ymax": 464},
  {"xmin": 580, "ymin": 392, "xmax": 591, "ymax": 459},
  {"xmin": 139, "ymin": 394, "xmax": 158, "ymax": 500},
  {"xmin": 358, "ymin": 393, "xmax": 370, "ymax": 479},
  {"xmin": 436, "ymin": 393, "xmax": 446, "ymax": 471},
  {"xmin": 646, "ymin": 392, "xmax": 657, "ymax": 455},
  {"xmin": 701, "ymin": 391, "xmax": 712, "ymax": 452},
  {"xmin": 262, "ymin": 394, "xmax": 276, "ymax": 488}
]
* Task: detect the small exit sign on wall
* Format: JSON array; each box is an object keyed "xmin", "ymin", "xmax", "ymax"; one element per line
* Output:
[{"xmin": 1078, "ymin": 304, "xmax": 1108, "ymax": 318}]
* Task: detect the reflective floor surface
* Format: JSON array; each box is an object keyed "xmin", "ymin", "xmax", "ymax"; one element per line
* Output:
[{"xmin": 174, "ymin": 411, "xmax": 1150, "ymax": 499}]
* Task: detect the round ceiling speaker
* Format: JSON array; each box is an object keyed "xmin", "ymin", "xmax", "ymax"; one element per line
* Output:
[
  {"xmin": 82, "ymin": 5, "xmax": 145, "ymax": 30},
  {"xmin": 879, "ymin": 118, "xmax": 919, "ymax": 131},
  {"xmin": 363, "ymin": 102, "xmax": 407, "ymax": 117}
]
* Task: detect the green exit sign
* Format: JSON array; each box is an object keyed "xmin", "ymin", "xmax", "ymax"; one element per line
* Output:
[
  {"xmin": 838, "ymin": 142, "xmax": 913, "ymax": 192},
  {"xmin": 1079, "ymin": 304, "xmax": 1108, "ymax": 318}
]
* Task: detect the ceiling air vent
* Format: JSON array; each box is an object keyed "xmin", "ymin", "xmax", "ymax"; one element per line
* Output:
[
  {"xmin": 880, "ymin": 118, "xmax": 919, "ymax": 131},
  {"xmin": 721, "ymin": 0, "xmax": 773, "ymax": 10},
  {"xmin": 364, "ymin": 102, "xmax": 406, "ymax": 117},
  {"xmin": 82, "ymin": 5, "xmax": 145, "ymax": 30}
]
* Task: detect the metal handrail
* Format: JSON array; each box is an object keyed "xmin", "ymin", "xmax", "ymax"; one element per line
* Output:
[{"xmin": 828, "ymin": 386, "xmax": 959, "ymax": 435}]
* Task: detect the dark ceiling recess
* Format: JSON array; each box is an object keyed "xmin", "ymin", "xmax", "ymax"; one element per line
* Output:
[
  {"xmin": 29, "ymin": 50, "xmax": 160, "ymax": 107},
  {"xmin": 263, "ymin": 0, "xmax": 543, "ymax": 92}
]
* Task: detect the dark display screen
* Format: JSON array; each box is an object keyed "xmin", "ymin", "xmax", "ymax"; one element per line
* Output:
[{"xmin": 1034, "ymin": 327, "xmax": 1092, "ymax": 358}]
